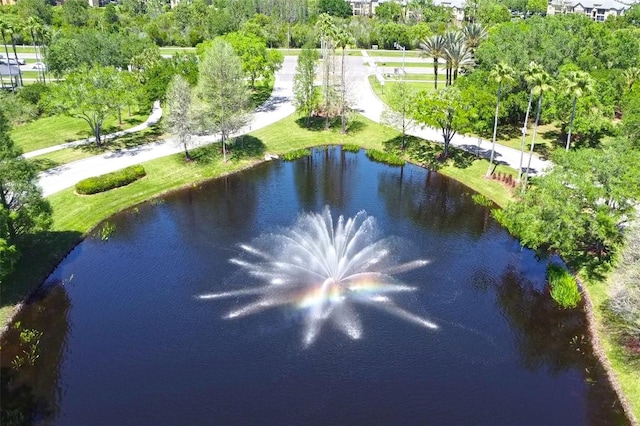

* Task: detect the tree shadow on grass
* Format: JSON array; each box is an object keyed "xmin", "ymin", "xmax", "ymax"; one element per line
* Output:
[
  {"xmin": 383, "ymin": 135, "xmax": 475, "ymax": 171},
  {"xmin": 231, "ymin": 135, "xmax": 266, "ymax": 159},
  {"xmin": 1, "ymin": 230, "xmax": 83, "ymax": 312}
]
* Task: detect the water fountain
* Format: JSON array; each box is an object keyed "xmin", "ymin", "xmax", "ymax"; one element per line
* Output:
[{"xmin": 199, "ymin": 207, "xmax": 438, "ymax": 346}]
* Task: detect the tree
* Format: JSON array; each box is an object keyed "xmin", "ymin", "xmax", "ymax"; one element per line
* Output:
[
  {"xmin": 335, "ymin": 26, "xmax": 354, "ymax": 134},
  {"xmin": 496, "ymin": 141, "xmax": 640, "ymax": 267},
  {"xmin": 517, "ymin": 61, "xmax": 544, "ymax": 182},
  {"xmin": 196, "ymin": 39, "xmax": 250, "ymax": 163},
  {"xmin": 0, "ymin": 19, "xmax": 17, "ymax": 92},
  {"xmin": 223, "ymin": 32, "xmax": 284, "ymax": 88},
  {"xmin": 524, "ymin": 69, "xmax": 554, "ymax": 189},
  {"xmin": 376, "ymin": 2, "xmax": 403, "ymax": 22},
  {"xmin": 413, "ymin": 86, "xmax": 471, "ymax": 158},
  {"xmin": 444, "ymin": 35, "xmax": 474, "ymax": 84},
  {"xmin": 562, "ymin": 71, "xmax": 595, "ymax": 151},
  {"xmin": 526, "ymin": 0, "xmax": 547, "ymax": 13},
  {"xmin": 486, "ymin": 62, "xmax": 515, "ymax": 176},
  {"xmin": 61, "ymin": 0, "xmax": 90, "ymax": 28},
  {"xmin": 419, "ymin": 34, "xmax": 445, "ymax": 90},
  {"xmin": 47, "ymin": 66, "xmax": 121, "ymax": 147},
  {"xmin": 461, "ymin": 22, "xmax": 487, "ymax": 53},
  {"xmin": 293, "ymin": 46, "xmax": 320, "ymax": 125},
  {"xmin": 318, "ymin": 0, "xmax": 353, "ymax": 18},
  {"xmin": 382, "ymin": 77, "xmax": 416, "ymax": 150},
  {"xmin": 0, "ymin": 110, "xmax": 52, "ymax": 249},
  {"xmin": 165, "ymin": 75, "xmax": 195, "ymax": 160},
  {"xmin": 317, "ymin": 13, "xmax": 338, "ymax": 129}
]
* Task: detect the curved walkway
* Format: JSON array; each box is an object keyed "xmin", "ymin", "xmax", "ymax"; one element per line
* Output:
[
  {"xmin": 37, "ymin": 54, "xmax": 547, "ymax": 197},
  {"xmin": 37, "ymin": 57, "xmax": 296, "ymax": 197},
  {"xmin": 24, "ymin": 101, "xmax": 164, "ymax": 159}
]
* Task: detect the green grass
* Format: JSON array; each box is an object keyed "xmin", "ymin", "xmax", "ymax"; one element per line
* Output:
[
  {"xmin": 28, "ymin": 126, "xmax": 165, "ymax": 171},
  {"xmin": 483, "ymin": 123, "xmax": 562, "ymax": 159},
  {"xmin": 367, "ymin": 50, "xmax": 422, "ymax": 58},
  {"xmin": 386, "ymin": 73, "xmax": 445, "ymax": 81},
  {"xmin": 375, "ymin": 61, "xmax": 434, "ymax": 68},
  {"xmin": 10, "ymin": 112, "xmax": 147, "ymax": 153},
  {"xmin": 11, "ymin": 45, "xmax": 37, "ymax": 54},
  {"xmin": 368, "ymin": 75, "xmax": 434, "ymax": 104}
]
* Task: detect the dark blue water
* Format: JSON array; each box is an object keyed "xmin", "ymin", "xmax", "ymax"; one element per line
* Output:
[{"xmin": 1, "ymin": 147, "xmax": 628, "ymax": 425}]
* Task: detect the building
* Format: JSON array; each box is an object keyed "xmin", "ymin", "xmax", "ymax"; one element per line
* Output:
[
  {"xmin": 547, "ymin": 0, "xmax": 636, "ymax": 20},
  {"xmin": 433, "ymin": 0, "xmax": 466, "ymax": 22},
  {"xmin": 0, "ymin": 0, "xmax": 16, "ymax": 5}
]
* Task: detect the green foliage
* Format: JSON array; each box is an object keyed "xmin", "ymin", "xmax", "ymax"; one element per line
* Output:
[
  {"xmin": 11, "ymin": 321, "xmax": 43, "ymax": 368},
  {"xmin": 547, "ymin": 264, "xmax": 581, "ymax": 309},
  {"xmin": 622, "ymin": 88, "xmax": 640, "ymax": 148},
  {"xmin": 471, "ymin": 193, "xmax": 493, "ymax": 207},
  {"xmin": 317, "ymin": 0, "xmax": 353, "ymax": 18},
  {"xmin": 99, "ymin": 222, "xmax": 116, "ymax": 241},
  {"xmin": 17, "ymin": 83, "xmax": 50, "ymax": 117},
  {"xmin": 75, "ymin": 165, "xmax": 147, "ymax": 195},
  {"xmin": 293, "ymin": 46, "xmax": 320, "ymax": 124},
  {"xmin": 282, "ymin": 148, "xmax": 312, "ymax": 160},
  {"xmin": 376, "ymin": 2, "xmax": 403, "ymax": 23},
  {"xmin": 342, "ymin": 144, "xmax": 360, "ymax": 152},
  {"xmin": 607, "ymin": 220, "xmax": 640, "ymax": 341},
  {"xmin": 223, "ymin": 32, "xmax": 284, "ymax": 88},
  {"xmin": 496, "ymin": 141, "xmax": 640, "ymax": 274},
  {"xmin": 0, "ymin": 92, "xmax": 38, "ymax": 125},
  {"xmin": 365, "ymin": 149, "xmax": 405, "ymax": 166}
]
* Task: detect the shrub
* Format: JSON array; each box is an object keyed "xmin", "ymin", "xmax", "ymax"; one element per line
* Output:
[
  {"xmin": 18, "ymin": 83, "xmax": 50, "ymax": 116},
  {"xmin": 282, "ymin": 148, "xmax": 311, "ymax": 161},
  {"xmin": 365, "ymin": 149, "xmax": 405, "ymax": 166},
  {"xmin": 547, "ymin": 264, "xmax": 581, "ymax": 309},
  {"xmin": 342, "ymin": 144, "xmax": 360, "ymax": 153},
  {"xmin": 471, "ymin": 194, "xmax": 493, "ymax": 207},
  {"xmin": 75, "ymin": 165, "xmax": 146, "ymax": 195},
  {"xmin": 607, "ymin": 221, "xmax": 640, "ymax": 338}
]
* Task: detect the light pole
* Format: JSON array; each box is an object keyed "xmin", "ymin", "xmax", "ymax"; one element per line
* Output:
[{"xmin": 394, "ymin": 41, "xmax": 406, "ymax": 75}]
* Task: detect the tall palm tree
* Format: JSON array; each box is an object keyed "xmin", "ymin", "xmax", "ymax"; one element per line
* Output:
[
  {"xmin": 517, "ymin": 61, "xmax": 544, "ymax": 183},
  {"xmin": 524, "ymin": 69, "xmax": 554, "ymax": 190},
  {"xmin": 563, "ymin": 70, "xmax": 594, "ymax": 151},
  {"xmin": 7, "ymin": 22, "xmax": 24, "ymax": 87},
  {"xmin": 444, "ymin": 36, "xmax": 473, "ymax": 84},
  {"xmin": 316, "ymin": 13, "xmax": 337, "ymax": 129},
  {"xmin": 335, "ymin": 26, "xmax": 354, "ymax": 134},
  {"xmin": 419, "ymin": 34, "xmax": 445, "ymax": 90},
  {"xmin": 442, "ymin": 31, "xmax": 464, "ymax": 86},
  {"xmin": 461, "ymin": 22, "xmax": 487, "ymax": 53},
  {"xmin": 486, "ymin": 62, "xmax": 515, "ymax": 176},
  {"xmin": 0, "ymin": 19, "xmax": 17, "ymax": 91},
  {"xmin": 26, "ymin": 17, "xmax": 43, "ymax": 83}
]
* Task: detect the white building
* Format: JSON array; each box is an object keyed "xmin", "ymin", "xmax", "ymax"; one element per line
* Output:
[{"xmin": 547, "ymin": 0, "xmax": 636, "ymax": 20}]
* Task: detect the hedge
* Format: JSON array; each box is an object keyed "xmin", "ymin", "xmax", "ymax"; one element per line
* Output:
[
  {"xmin": 75, "ymin": 165, "xmax": 147, "ymax": 195},
  {"xmin": 365, "ymin": 149, "xmax": 405, "ymax": 166},
  {"xmin": 547, "ymin": 263, "xmax": 581, "ymax": 309}
]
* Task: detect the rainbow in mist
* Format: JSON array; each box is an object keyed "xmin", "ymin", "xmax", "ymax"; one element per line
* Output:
[{"xmin": 199, "ymin": 207, "xmax": 438, "ymax": 346}]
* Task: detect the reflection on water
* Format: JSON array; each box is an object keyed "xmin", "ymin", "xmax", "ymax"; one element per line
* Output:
[{"xmin": 0, "ymin": 147, "xmax": 629, "ymax": 425}]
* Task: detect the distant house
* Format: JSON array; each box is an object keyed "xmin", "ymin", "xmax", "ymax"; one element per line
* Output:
[
  {"xmin": 0, "ymin": 64, "xmax": 22, "ymax": 89},
  {"xmin": 349, "ymin": 0, "xmax": 466, "ymax": 21},
  {"xmin": 547, "ymin": 0, "xmax": 636, "ymax": 20},
  {"xmin": 433, "ymin": 0, "xmax": 466, "ymax": 22}
]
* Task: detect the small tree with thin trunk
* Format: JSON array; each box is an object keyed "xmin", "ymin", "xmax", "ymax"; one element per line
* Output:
[
  {"xmin": 47, "ymin": 65, "xmax": 120, "ymax": 147},
  {"xmin": 382, "ymin": 76, "xmax": 416, "ymax": 151},
  {"xmin": 293, "ymin": 46, "xmax": 320, "ymax": 126},
  {"xmin": 165, "ymin": 75, "xmax": 195, "ymax": 161},
  {"xmin": 196, "ymin": 39, "xmax": 249, "ymax": 163},
  {"xmin": 517, "ymin": 61, "xmax": 544, "ymax": 183}
]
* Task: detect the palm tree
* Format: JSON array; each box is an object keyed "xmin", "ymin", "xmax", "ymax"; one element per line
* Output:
[
  {"xmin": 0, "ymin": 19, "xmax": 17, "ymax": 91},
  {"xmin": 444, "ymin": 37, "xmax": 474, "ymax": 84},
  {"xmin": 335, "ymin": 26, "xmax": 354, "ymax": 134},
  {"xmin": 563, "ymin": 70, "xmax": 594, "ymax": 151},
  {"xmin": 486, "ymin": 62, "xmax": 515, "ymax": 177},
  {"xmin": 443, "ymin": 31, "xmax": 464, "ymax": 86},
  {"xmin": 622, "ymin": 67, "xmax": 640, "ymax": 91},
  {"xmin": 524, "ymin": 69, "xmax": 554, "ymax": 190},
  {"xmin": 462, "ymin": 22, "xmax": 487, "ymax": 53},
  {"xmin": 517, "ymin": 61, "xmax": 544, "ymax": 183},
  {"xmin": 7, "ymin": 22, "xmax": 24, "ymax": 87},
  {"xmin": 26, "ymin": 17, "xmax": 43, "ymax": 83},
  {"xmin": 316, "ymin": 13, "xmax": 337, "ymax": 129},
  {"xmin": 419, "ymin": 34, "xmax": 445, "ymax": 90}
]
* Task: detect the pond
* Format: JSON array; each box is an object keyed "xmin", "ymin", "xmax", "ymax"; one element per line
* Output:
[{"xmin": 1, "ymin": 147, "xmax": 628, "ymax": 425}]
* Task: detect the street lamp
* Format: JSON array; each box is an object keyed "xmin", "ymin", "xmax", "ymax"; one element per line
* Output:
[{"xmin": 393, "ymin": 41, "xmax": 406, "ymax": 75}]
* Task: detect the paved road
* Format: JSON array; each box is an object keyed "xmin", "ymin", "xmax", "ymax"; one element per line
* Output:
[{"xmin": 37, "ymin": 54, "xmax": 547, "ymax": 197}]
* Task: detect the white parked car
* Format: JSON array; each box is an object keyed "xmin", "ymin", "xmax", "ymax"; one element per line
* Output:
[{"xmin": 32, "ymin": 62, "xmax": 47, "ymax": 70}]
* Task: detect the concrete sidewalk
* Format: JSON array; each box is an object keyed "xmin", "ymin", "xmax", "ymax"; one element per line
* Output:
[{"xmin": 24, "ymin": 101, "xmax": 163, "ymax": 159}]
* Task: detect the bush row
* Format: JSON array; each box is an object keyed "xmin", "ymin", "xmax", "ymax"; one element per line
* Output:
[
  {"xmin": 75, "ymin": 165, "xmax": 147, "ymax": 195},
  {"xmin": 365, "ymin": 149, "xmax": 405, "ymax": 166},
  {"xmin": 342, "ymin": 144, "xmax": 360, "ymax": 153}
]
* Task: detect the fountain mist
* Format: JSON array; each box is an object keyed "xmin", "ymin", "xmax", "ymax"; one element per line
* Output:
[{"xmin": 199, "ymin": 207, "xmax": 437, "ymax": 346}]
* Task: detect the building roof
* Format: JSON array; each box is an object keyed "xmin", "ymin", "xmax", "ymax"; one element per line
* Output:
[
  {"xmin": 0, "ymin": 64, "xmax": 21, "ymax": 76},
  {"xmin": 553, "ymin": 0, "xmax": 634, "ymax": 9},
  {"xmin": 433, "ymin": 0, "xmax": 466, "ymax": 9}
]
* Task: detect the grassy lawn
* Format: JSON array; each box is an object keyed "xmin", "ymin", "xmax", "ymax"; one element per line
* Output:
[
  {"xmin": 28, "ymin": 126, "xmax": 165, "ymax": 172},
  {"xmin": 483, "ymin": 122, "xmax": 562, "ymax": 159},
  {"xmin": 367, "ymin": 50, "xmax": 422, "ymax": 58},
  {"xmin": 12, "ymin": 45, "xmax": 37, "ymax": 54},
  {"xmin": 10, "ymin": 112, "xmax": 147, "ymax": 153},
  {"xmin": 386, "ymin": 73, "xmax": 445, "ymax": 81},
  {"xmin": 368, "ymin": 75, "xmax": 434, "ymax": 104},
  {"xmin": 376, "ymin": 61, "xmax": 434, "ymax": 68}
]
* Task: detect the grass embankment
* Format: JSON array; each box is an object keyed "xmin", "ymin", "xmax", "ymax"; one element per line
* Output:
[
  {"xmin": 0, "ymin": 112, "xmax": 515, "ymax": 326},
  {"xmin": 11, "ymin": 112, "xmax": 147, "ymax": 153},
  {"xmin": 581, "ymin": 273, "xmax": 640, "ymax": 422},
  {"xmin": 367, "ymin": 50, "xmax": 422, "ymax": 58},
  {"xmin": 376, "ymin": 61, "xmax": 434, "ymax": 68}
]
